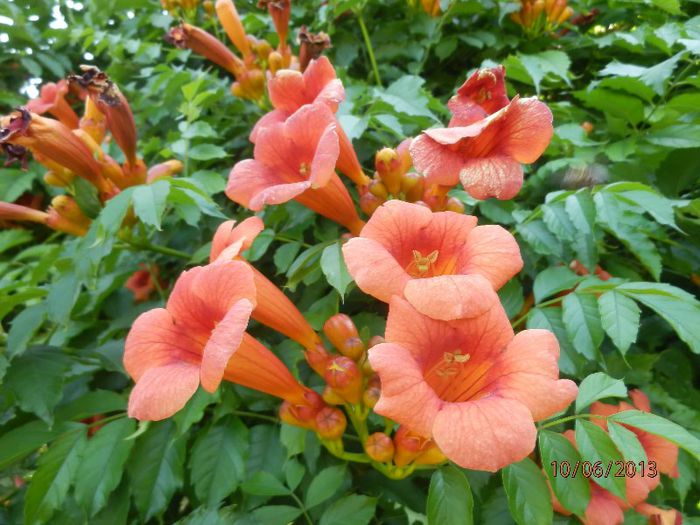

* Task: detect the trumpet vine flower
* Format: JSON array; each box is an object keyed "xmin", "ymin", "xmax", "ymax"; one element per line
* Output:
[
  {"xmin": 226, "ymin": 103, "xmax": 365, "ymax": 235},
  {"xmin": 342, "ymin": 200, "xmax": 522, "ymax": 320},
  {"xmin": 124, "ymin": 261, "xmax": 316, "ymax": 421},
  {"xmin": 368, "ymin": 296, "xmax": 577, "ymax": 471},
  {"xmin": 410, "ymin": 66, "xmax": 553, "ymax": 200}
]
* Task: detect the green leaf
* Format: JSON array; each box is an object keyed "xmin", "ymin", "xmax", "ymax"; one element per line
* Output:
[
  {"xmin": 600, "ymin": 53, "xmax": 684, "ymax": 95},
  {"xmin": 54, "ymin": 390, "xmax": 126, "ymax": 422},
  {"xmin": 188, "ymin": 144, "xmax": 228, "ymax": 161},
  {"xmin": 24, "ymin": 429, "xmax": 88, "ymax": 525},
  {"xmin": 527, "ymin": 306, "xmax": 584, "ymax": 376},
  {"xmin": 565, "ymin": 192, "xmax": 598, "ymax": 270},
  {"xmin": 74, "ymin": 418, "xmax": 136, "ymax": 516},
  {"xmin": 649, "ymin": 0, "xmax": 681, "ymax": 14},
  {"xmin": 4, "ymin": 346, "xmax": 72, "ymax": 425},
  {"xmin": 321, "ymin": 241, "xmax": 353, "ymax": 298},
  {"xmin": 7, "ymin": 304, "xmax": 47, "ymax": 358},
  {"xmin": 319, "ymin": 494, "xmax": 377, "ymax": 525},
  {"xmin": 427, "ymin": 466, "xmax": 474, "ymax": 525},
  {"xmin": 190, "ymin": 417, "xmax": 248, "ymax": 505},
  {"xmin": 646, "ymin": 124, "xmax": 700, "ymax": 148},
  {"xmin": 242, "ymin": 471, "xmax": 290, "ymax": 497},
  {"xmin": 598, "ymin": 291, "xmax": 640, "ymax": 354},
  {"xmin": 576, "ymin": 372, "xmax": 628, "ymax": 412},
  {"xmin": 538, "ymin": 431, "xmax": 590, "ymax": 516},
  {"xmin": 502, "ymin": 458, "xmax": 553, "ymax": 525},
  {"xmin": 498, "ymin": 278, "xmax": 524, "ymax": 319},
  {"xmin": 0, "ymin": 421, "xmax": 79, "ymax": 470},
  {"xmin": 617, "ymin": 283, "xmax": 700, "ymax": 354},
  {"xmin": 305, "ymin": 465, "xmax": 347, "ymax": 509},
  {"xmin": 511, "ymin": 51, "xmax": 571, "ymax": 93},
  {"xmin": 533, "ymin": 267, "xmax": 581, "ymax": 304},
  {"xmin": 607, "ymin": 422, "xmax": 647, "ymax": 464},
  {"xmin": 574, "ymin": 420, "xmax": 625, "ymax": 499},
  {"xmin": 0, "ymin": 229, "xmax": 33, "ymax": 255},
  {"xmin": 73, "ymin": 177, "xmax": 102, "ymax": 219},
  {"xmin": 609, "ymin": 410, "xmax": 700, "ymax": 461},
  {"xmin": 46, "ymin": 272, "xmax": 81, "ymax": 326},
  {"xmin": 562, "ymin": 293, "xmax": 604, "ymax": 360},
  {"xmin": 274, "ymin": 242, "xmax": 302, "ymax": 274},
  {"xmin": 517, "ymin": 220, "xmax": 563, "ymax": 258},
  {"xmin": 575, "ymin": 88, "xmax": 644, "ymax": 125},
  {"xmin": 128, "ymin": 421, "xmax": 185, "ymax": 520},
  {"xmin": 251, "ymin": 506, "xmax": 303, "ymax": 525},
  {"xmin": 132, "ymin": 180, "xmax": 170, "ymax": 230}
]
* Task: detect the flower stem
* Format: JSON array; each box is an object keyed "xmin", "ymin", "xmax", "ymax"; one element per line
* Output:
[
  {"xmin": 290, "ymin": 492, "xmax": 313, "ymax": 525},
  {"xmin": 538, "ymin": 413, "xmax": 607, "ymax": 430},
  {"xmin": 118, "ymin": 236, "xmax": 191, "ymax": 260},
  {"xmin": 356, "ymin": 11, "xmax": 382, "ymax": 87}
]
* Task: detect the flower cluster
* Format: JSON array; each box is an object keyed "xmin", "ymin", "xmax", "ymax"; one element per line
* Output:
[
  {"xmin": 552, "ymin": 390, "xmax": 681, "ymax": 525},
  {"xmin": 511, "ymin": 0, "xmax": 574, "ymax": 37},
  {"xmin": 123, "ymin": 52, "xmax": 579, "ymax": 478},
  {"xmin": 166, "ymin": 0, "xmax": 330, "ymax": 102},
  {"xmin": 0, "ymin": 67, "xmax": 182, "ymax": 236}
]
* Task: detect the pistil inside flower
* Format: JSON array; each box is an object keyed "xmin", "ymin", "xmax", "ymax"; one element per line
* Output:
[
  {"xmin": 299, "ymin": 162, "xmax": 310, "ymax": 177},
  {"xmin": 408, "ymin": 249, "xmax": 439, "ymax": 277},
  {"xmin": 423, "ymin": 348, "xmax": 493, "ymax": 403}
]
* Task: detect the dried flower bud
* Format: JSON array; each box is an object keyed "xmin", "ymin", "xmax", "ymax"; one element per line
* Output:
[
  {"xmin": 365, "ymin": 432, "xmax": 394, "ymax": 462},
  {"xmin": 298, "ymin": 26, "xmax": 331, "ymax": 72}
]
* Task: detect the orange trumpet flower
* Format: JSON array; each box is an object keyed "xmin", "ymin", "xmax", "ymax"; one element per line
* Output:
[
  {"xmin": 209, "ymin": 217, "xmax": 329, "ymax": 372},
  {"xmin": 368, "ymin": 296, "xmax": 577, "ymax": 471},
  {"xmin": 26, "ymin": 80, "xmax": 80, "ymax": 129},
  {"xmin": 251, "ymin": 57, "xmax": 369, "ymax": 186},
  {"xmin": 259, "ymin": 0, "xmax": 291, "ymax": 51},
  {"xmin": 68, "ymin": 66, "xmax": 139, "ymax": 167},
  {"xmin": 410, "ymin": 66, "xmax": 553, "ymax": 200},
  {"xmin": 0, "ymin": 108, "xmax": 114, "ymax": 196},
  {"xmin": 124, "ymin": 261, "xmax": 318, "ymax": 421},
  {"xmin": 227, "ymin": 103, "xmax": 365, "ymax": 235},
  {"xmin": 215, "ymin": 0, "xmax": 252, "ymax": 58},
  {"xmin": 166, "ymin": 22, "xmax": 244, "ymax": 77},
  {"xmin": 343, "ymin": 200, "xmax": 522, "ymax": 320}
]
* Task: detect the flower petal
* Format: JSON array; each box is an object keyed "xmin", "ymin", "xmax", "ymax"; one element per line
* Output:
[
  {"xmin": 200, "ymin": 298, "xmax": 255, "ymax": 392},
  {"xmin": 431, "ymin": 396, "xmax": 537, "ymax": 471},
  {"xmin": 226, "ymin": 159, "xmax": 309, "ymax": 210},
  {"xmin": 342, "ymin": 237, "xmax": 409, "ymax": 303},
  {"xmin": 123, "ymin": 308, "xmax": 203, "ymax": 381},
  {"xmin": 304, "ymin": 57, "xmax": 344, "ymax": 111},
  {"xmin": 583, "ymin": 485, "xmax": 625, "ymax": 525},
  {"xmin": 459, "ymin": 155, "xmax": 523, "ymax": 200},
  {"xmin": 210, "ymin": 216, "xmax": 265, "ymax": 263},
  {"xmin": 268, "ymin": 70, "xmax": 308, "ymax": 113},
  {"xmin": 128, "ymin": 362, "xmax": 200, "ymax": 421},
  {"xmin": 459, "ymin": 225, "xmax": 523, "ymax": 289},
  {"xmin": 368, "ymin": 343, "xmax": 443, "ymax": 437},
  {"xmin": 250, "ymin": 109, "xmax": 287, "ymax": 143},
  {"xmin": 498, "ymin": 97, "xmax": 553, "ymax": 164},
  {"xmin": 408, "ymin": 134, "xmax": 462, "ymax": 186},
  {"xmin": 403, "ymin": 274, "xmax": 499, "ymax": 320},
  {"xmin": 486, "ymin": 329, "xmax": 578, "ymax": 421}
]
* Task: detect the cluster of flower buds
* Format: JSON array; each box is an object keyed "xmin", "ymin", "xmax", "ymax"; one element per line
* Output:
[
  {"xmin": 165, "ymin": 0, "xmax": 331, "ymax": 101},
  {"xmin": 0, "ymin": 68, "xmax": 182, "ymax": 236},
  {"xmin": 161, "ymin": 0, "xmax": 200, "ymax": 13},
  {"xmin": 365, "ymin": 427, "xmax": 446, "ymax": 471},
  {"xmin": 359, "ymin": 139, "xmax": 465, "ymax": 216},
  {"xmin": 510, "ymin": 0, "xmax": 574, "ymax": 36},
  {"xmin": 407, "ymin": 0, "xmax": 441, "ymax": 17}
]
